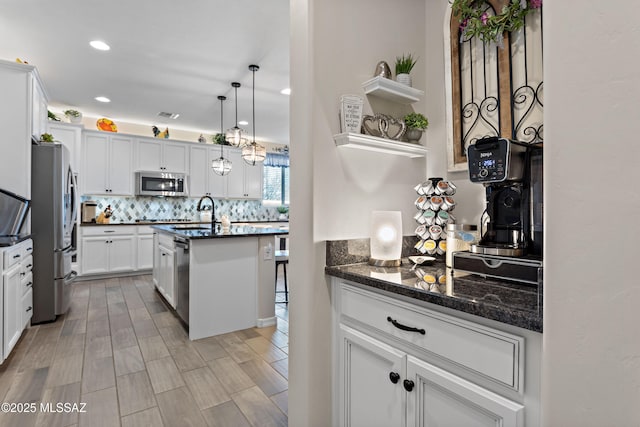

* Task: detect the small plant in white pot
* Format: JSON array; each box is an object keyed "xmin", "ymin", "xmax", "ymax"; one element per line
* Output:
[
  {"xmin": 395, "ymin": 54, "xmax": 417, "ymax": 86},
  {"xmin": 403, "ymin": 112, "xmax": 428, "ymax": 143},
  {"xmin": 277, "ymin": 206, "xmax": 289, "ymax": 220},
  {"xmin": 64, "ymin": 109, "xmax": 82, "ymax": 124}
]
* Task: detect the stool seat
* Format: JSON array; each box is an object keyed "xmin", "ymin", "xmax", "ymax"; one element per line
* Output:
[{"xmin": 275, "ymin": 250, "xmax": 289, "ymax": 303}]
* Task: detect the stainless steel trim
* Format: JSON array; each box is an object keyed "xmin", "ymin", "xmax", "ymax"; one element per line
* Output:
[
  {"xmin": 175, "ymin": 238, "xmax": 190, "ymax": 326},
  {"xmin": 135, "ymin": 171, "xmax": 189, "ymax": 197}
]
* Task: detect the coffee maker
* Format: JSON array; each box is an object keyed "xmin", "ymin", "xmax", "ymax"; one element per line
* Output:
[{"xmin": 452, "ymin": 137, "xmax": 543, "ymax": 284}]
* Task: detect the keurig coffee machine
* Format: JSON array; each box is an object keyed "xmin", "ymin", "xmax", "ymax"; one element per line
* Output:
[{"xmin": 452, "ymin": 137, "xmax": 543, "ymax": 284}]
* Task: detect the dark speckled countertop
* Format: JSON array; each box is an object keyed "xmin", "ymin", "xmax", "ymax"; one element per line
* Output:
[
  {"xmin": 151, "ymin": 223, "xmax": 288, "ymax": 239},
  {"xmin": 325, "ymin": 260, "xmax": 542, "ymax": 332}
]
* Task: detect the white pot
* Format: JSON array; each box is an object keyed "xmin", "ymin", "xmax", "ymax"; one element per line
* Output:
[
  {"xmin": 68, "ymin": 114, "xmax": 82, "ymax": 124},
  {"xmin": 405, "ymin": 128, "xmax": 423, "ymax": 143},
  {"xmin": 396, "ymin": 73, "xmax": 412, "ymax": 86}
]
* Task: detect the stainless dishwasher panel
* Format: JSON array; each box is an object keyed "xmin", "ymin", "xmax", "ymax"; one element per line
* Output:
[{"xmin": 174, "ymin": 237, "xmax": 190, "ymax": 326}]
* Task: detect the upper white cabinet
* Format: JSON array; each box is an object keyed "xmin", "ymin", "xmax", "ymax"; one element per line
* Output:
[
  {"xmin": 135, "ymin": 137, "xmax": 188, "ymax": 173},
  {"xmin": 0, "ymin": 60, "xmax": 48, "ymax": 199},
  {"xmin": 226, "ymin": 148, "xmax": 263, "ymax": 199},
  {"xmin": 48, "ymin": 122, "xmax": 82, "ymax": 172},
  {"xmin": 82, "ymin": 131, "xmax": 134, "ymax": 195},
  {"xmin": 189, "ymin": 145, "xmax": 225, "ymax": 198}
]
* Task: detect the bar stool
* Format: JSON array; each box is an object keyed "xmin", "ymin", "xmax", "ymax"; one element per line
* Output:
[{"xmin": 275, "ymin": 237, "xmax": 289, "ymax": 303}]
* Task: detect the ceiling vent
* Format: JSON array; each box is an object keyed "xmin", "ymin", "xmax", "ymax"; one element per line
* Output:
[{"xmin": 157, "ymin": 112, "xmax": 180, "ymax": 119}]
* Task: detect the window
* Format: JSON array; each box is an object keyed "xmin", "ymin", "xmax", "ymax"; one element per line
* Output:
[{"xmin": 263, "ymin": 153, "xmax": 289, "ymax": 206}]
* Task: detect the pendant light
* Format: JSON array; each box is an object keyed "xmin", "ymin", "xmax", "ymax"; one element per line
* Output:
[
  {"xmin": 242, "ymin": 64, "xmax": 267, "ymax": 165},
  {"xmin": 211, "ymin": 95, "xmax": 232, "ymax": 176},
  {"xmin": 225, "ymin": 82, "xmax": 246, "ymax": 147}
]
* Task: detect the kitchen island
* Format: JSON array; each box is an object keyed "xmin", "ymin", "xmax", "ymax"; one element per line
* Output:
[{"xmin": 152, "ymin": 223, "xmax": 288, "ymax": 340}]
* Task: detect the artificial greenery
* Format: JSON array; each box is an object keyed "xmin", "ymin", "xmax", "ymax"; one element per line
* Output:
[
  {"xmin": 395, "ymin": 54, "xmax": 417, "ymax": 75},
  {"xmin": 40, "ymin": 133, "xmax": 55, "ymax": 142},
  {"xmin": 277, "ymin": 206, "xmax": 289, "ymax": 214},
  {"xmin": 64, "ymin": 109, "xmax": 81, "ymax": 118},
  {"xmin": 48, "ymin": 110, "xmax": 60, "ymax": 121},
  {"xmin": 403, "ymin": 112, "xmax": 429, "ymax": 130},
  {"xmin": 212, "ymin": 133, "xmax": 230, "ymax": 145},
  {"xmin": 452, "ymin": 0, "xmax": 542, "ymax": 47}
]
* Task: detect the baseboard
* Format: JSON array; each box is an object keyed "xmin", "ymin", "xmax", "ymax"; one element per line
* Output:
[
  {"xmin": 256, "ymin": 316, "xmax": 277, "ymax": 328},
  {"xmin": 75, "ymin": 269, "xmax": 152, "ymax": 281}
]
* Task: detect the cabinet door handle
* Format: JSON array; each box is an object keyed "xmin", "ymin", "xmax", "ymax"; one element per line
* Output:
[
  {"xmin": 104, "ymin": 230, "xmax": 115, "ymax": 233},
  {"xmin": 20, "ymin": 272, "xmax": 26, "ymax": 277},
  {"xmin": 403, "ymin": 379, "xmax": 415, "ymax": 392},
  {"xmin": 26, "ymin": 306, "xmax": 32, "ymax": 312},
  {"xmin": 387, "ymin": 316, "xmax": 425, "ymax": 335},
  {"xmin": 26, "ymin": 264, "xmax": 32, "ymax": 269},
  {"xmin": 13, "ymin": 254, "xmax": 21, "ymax": 259},
  {"xmin": 389, "ymin": 372, "xmax": 400, "ymax": 384},
  {"xmin": 26, "ymin": 282, "xmax": 32, "ymax": 287}
]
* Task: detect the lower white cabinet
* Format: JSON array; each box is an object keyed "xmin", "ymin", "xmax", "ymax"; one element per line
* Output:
[
  {"xmin": 156, "ymin": 244, "xmax": 176, "ymax": 308},
  {"xmin": 137, "ymin": 234, "xmax": 154, "ymax": 270},
  {"xmin": 333, "ymin": 280, "xmax": 538, "ymax": 427},
  {"xmin": 1, "ymin": 239, "xmax": 34, "ymax": 364}
]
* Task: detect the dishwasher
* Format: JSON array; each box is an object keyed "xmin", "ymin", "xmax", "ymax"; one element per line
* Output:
[{"xmin": 174, "ymin": 237, "xmax": 190, "ymax": 326}]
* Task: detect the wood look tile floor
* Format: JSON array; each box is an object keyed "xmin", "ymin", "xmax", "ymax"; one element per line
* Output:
[{"xmin": 0, "ymin": 274, "xmax": 289, "ymax": 427}]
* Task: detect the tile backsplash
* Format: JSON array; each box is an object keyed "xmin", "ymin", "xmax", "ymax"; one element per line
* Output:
[{"xmin": 82, "ymin": 196, "xmax": 284, "ymax": 223}]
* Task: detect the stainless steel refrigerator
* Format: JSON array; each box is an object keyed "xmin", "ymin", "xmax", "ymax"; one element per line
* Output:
[{"xmin": 31, "ymin": 143, "xmax": 78, "ymax": 323}]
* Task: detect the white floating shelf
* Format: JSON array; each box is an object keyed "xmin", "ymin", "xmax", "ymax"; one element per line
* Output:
[
  {"xmin": 333, "ymin": 132, "xmax": 426, "ymax": 158},
  {"xmin": 362, "ymin": 76, "xmax": 424, "ymax": 104}
]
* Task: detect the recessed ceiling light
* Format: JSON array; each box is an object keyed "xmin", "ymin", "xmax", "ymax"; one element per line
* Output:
[
  {"xmin": 280, "ymin": 88, "xmax": 291, "ymax": 95},
  {"xmin": 95, "ymin": 96, "xmax": 111, "ymax": 103},
  {"xmin": 89, "ymin": 40, "xmax": 110, "ymax": 51},
  {"xmin": 238, "ymin": 120, "xmax": 249, "ymax": 126}
]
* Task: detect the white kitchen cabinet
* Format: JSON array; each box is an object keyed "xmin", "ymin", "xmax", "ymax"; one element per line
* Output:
[
  {"xmin": 226, "ymin": 148, "xmax": 263, "ymax": 199},
  {"xmin": 189, "ymin": 145, "xmax": 226, "ymax": 198},
  {"xmin": 80, "ymin": 226, "xmax": 136, "ymax": 275},
  {"xmin": 156, "ymin": 244, "xmax": 176, "ymax": 308},
  {"xmin": 152, "ymin": 233, "xmax": 160, "ymax": 287},
  {"xmin": 82, "ymin": 131, "xmax": 133, "ymax": 195},
  {"xmin": 48, "ymin": 122, "xmax": 82, "ymax": 172},
  {"xmin": 136, "ymin": 226, "xmax": 154, "ymax": 270},
  {"xmin": 0, "ymin": 59, "xmax": 48, "ymax": 199},
  {"xmin": 135, "ymin": 137, "xmax": 188, "ymax": 173},
  {"xmin": 333, "ymin": 280, "xmax": 535, "ymax": 427},
  {"xmin": 1, "ymin": 239, "xmax": 34, "ymax": 363}
]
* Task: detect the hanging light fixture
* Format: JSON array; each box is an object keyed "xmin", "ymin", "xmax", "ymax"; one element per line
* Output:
[
  {"xmin": 242, "ymin": 64, "xmax": 267, "ymax": 165},
  {"xmin": 225, "ymin": 82, "xmax": 246, "ymax": 147},
  {"xmin": 211, "ymin": 95, "xmax": 232, "ymax": 176}
]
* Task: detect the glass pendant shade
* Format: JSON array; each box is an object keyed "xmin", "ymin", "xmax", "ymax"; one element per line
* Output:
[
  {"xmin": 211, "ymin": 156, "xmax": 232, "ymax": 175},
  {"xmin": 241, "ymin": 64, "xmax": 266, "ymax": 165},
  {"xmin": 213, "ymin": 95, "xmax": 232, "ymax": 176},
  {"xmin": 226, "ymin": 82, "xmax": 246, "ymax": 147},
  {"xmin": 242, "ymin": 142, "xmax": 267, "ymax": 166}
]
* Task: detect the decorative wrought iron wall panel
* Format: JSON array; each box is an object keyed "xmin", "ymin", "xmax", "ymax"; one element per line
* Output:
[{"xmin": 448, "ymin": 0, "xmax": 543, "ymax": 170}]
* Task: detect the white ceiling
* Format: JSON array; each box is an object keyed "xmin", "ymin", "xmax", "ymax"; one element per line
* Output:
[{"xmin": 0, "ymin": 0, "xmax": 290, "ymax": 144}]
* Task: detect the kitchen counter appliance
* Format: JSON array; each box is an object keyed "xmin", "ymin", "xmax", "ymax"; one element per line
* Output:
[
  {"xmin": 174, "ymin": 237, "xmax": 190, "ymax": 326},
  {"xmin": 81, "ymin": 201, "xmax": 97, "ymax": 223},
  {"xmin": 0, "ymin": 188, "xmax": 30, "ymax": 236},
  {"xmin": 453, "ymin": 137, "xmax": 543, "ymax": 284}
]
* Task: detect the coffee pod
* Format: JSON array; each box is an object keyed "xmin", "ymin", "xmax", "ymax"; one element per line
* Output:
[
  {"xmin": 413, "ymin": 183, "xmax": 423, "ymax": 194},
  {"xmin": 414, "ymin": 211, "xmax": 427, "ymax": 224},
  {"xmin": 435, "ymin": 180, "xmax": 450, "ymax": 195},
  {"xmin": 413, "ymin": 267, "xmax": 426, "ymax": 280},
  {"xmin": 446, "ymin": 181, "xmax": 457, "ymax": 195},
  {"xmin": 438, "ymin": 274, "xmax": 447, "ymax": 285},
  {"xmin": 423, "ymin": 239, "xmax": 437, "ymax": 255},
  {"xmin": 415, "ymin": 240, "xmax": 427, "ymax": 254},
  {"xmin": 422, "ymin": 209, "xmax": 437, "ymax": 226},
  {"xmin": 421, "ymin": 182, "xmax": 434, "ymax": 196},
  {"xmin": 415, "ymin": 225, "xmax": 429, "ymax": 239},
  {"xmin": 437, "ymin": 239, "xmax": 447, "ymax": 255},
  {"xmin": 422, "ymin": 272, "xmax": 437, "ymax": 284},
  {"xmin": 429, "ymin": 196, "xmax": 443, "ymax": 210},
  {"xmin": 428, "ymin": 225, "xmax": 442, "ymax": 240},
  {"xmin": 429, "ymin": 283, "xmax": 443, "ymax": 293},
  {"xmin": 441, "ymin": 196, "xmax": 456, "ymax": 212},
  {"xmin": 435, "ymin": 210, "xmax": 449, "ymax": 226},
  {"xmin": 447, "ymin": 213, "xmax": 456, "ymax": 224},
  {"xmin": 415, "ymin": 196, "xmax": 427, "ymax": 209}
]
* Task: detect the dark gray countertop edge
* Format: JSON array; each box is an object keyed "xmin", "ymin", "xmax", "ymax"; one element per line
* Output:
[
  {"xmin": 325, "ymin": 265, "xmax": 542, "ymax": 333},
  {"xmin": 81, "ymin": 220, "xmax": 288, "ymax": 227},
  {"xmin": 151, "ymin": 224, "xmax": 288, "ymax": 239},
  {"xmin": 0, "ymin": 234, "xmax": 32, "ymax": 247}
]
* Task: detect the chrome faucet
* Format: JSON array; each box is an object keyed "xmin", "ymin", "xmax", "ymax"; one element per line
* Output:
[{"xmin": 196, "ymin": 195, "xmax": 215, "ymax": 229}]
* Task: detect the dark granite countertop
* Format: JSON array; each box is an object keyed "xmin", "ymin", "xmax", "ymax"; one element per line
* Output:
[
  {"xmin": 325, "ymin": 260, "xmax": 542, "ymax": 332},
  {"xmin": 151, "ymin": 223, "xmax": 289, "ymax": 239},
  {"xmin": 81, "ymin": 220, "xmax": 288, "ymax": 226},
  {"xmin": 0, "ymin": 234, "xmax": 32, "ymax": 247}
]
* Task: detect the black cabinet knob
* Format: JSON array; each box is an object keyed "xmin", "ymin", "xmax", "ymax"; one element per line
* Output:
[
  {"xmin": 403, "ymin": 379, "xmax": 415, "ymax": 392},
  {"xmin": 389, "ymin": 372, "xmax": 400, "ymax": 384}
]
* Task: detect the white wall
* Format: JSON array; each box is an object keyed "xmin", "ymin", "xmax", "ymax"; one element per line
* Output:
[
  {"xmin": 289, "ymin": 0, "xmax": 427, "ymax": 424},
  {"xmin": 542, "ymin": 2, "xmax": 640, "ymax": 425}
]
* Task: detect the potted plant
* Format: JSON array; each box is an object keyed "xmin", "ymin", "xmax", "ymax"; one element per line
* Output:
[
  {"xmin": 39, "ymin": 133, "xmax": 56, "ymax": 143},
  {"xmin": 395, "ymin": 54, "xmax": 417, "ymax": 86},
  {"xmin": 277, "ymin": 206, "xmax": 289, "ymax": 220},
  {"xmin": 64, "ymin": 109, "xmax": 82, "ymax": 124},
  {"xmin": 212, "ymin": 133, "xmax": 228, "ymax": 145},
  {"xmin": 403, "ymin": 112, "xmax": 429, "ymax": 143}
]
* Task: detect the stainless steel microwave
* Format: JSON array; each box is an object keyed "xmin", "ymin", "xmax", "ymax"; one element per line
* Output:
[{"xmin": 135, "ymin": 171, "xmax": 188, "ymax": 197}]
